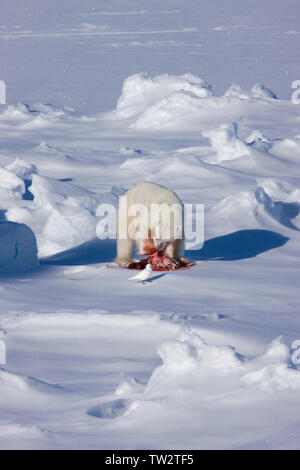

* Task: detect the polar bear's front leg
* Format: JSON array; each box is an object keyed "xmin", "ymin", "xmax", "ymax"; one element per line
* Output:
[
  {"xmin": 165, "ymin": 238, "xmax": 193, "ymax": 267},
  {"xmin": 114, "ymin": 238, "xmax": 136, "ymax": 267},
  {"xmin": 166, "ymin": 238, "xmax": 185, "ymax": 260}
]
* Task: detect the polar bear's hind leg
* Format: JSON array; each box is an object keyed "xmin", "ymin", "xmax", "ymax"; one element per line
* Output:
[{"xmin": 114, "ymin": 238, "xmax": 136, "ymax": 267}]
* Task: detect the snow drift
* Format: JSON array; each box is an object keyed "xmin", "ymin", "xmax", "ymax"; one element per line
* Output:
[
  {"xmin": 5, "ymin": 172, "xmax": 124, "ymax": 257},
  {"xmin": 5, "ymin": 158, "xmax": 38, "ymax": 180},
  {"xmin": 0, "ymin": 221, "xmax": 39, "ymax": 274},
  {"xmin": 0, "ymin": 167, "xmax": 25, "ymax": 201},
  {"xmin": 106, "ymin": 330, "xmax": 300, "ymax": 449},
  {"xmin": 210, "ymin": 178, "xmax": 300, "ymax": 232},
  {"xmin": 106, "ymin": 73, "xmax": 279, "ymax": 131},
  {"xmin": 110, "ymin": 73, "xmax": 214, "ymax": 120},
  {"xmin": 141, "ymin": 330, "xmax": 300, "ymax": 397},
  {"xmin": 202, "ymin": 122, "xmax": 250, "ymax": 164}
]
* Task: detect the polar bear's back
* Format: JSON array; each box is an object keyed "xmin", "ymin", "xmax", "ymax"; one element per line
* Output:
[{"xmin": 125, "ymin": 182, "xmax": 182, "ymax": 208}]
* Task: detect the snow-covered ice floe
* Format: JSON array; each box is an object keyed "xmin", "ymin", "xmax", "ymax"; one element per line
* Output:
[
  {"xmin": 2, "ymin": 313, "xmax": 300, "ymax": 449},
  {"xmin": 1, "ymin": 161, "xmax": 124, "ymax": 257},
  {"xmin": 104, "ymin": 73, "xmax": 285, "ymax": 133},
  {"xmin": 0, "ymin": 222, "xmax": 38, "ymax": 274},
  {"xmin": 0, "ymin": 64, "xmax": 300, "ymax": 449}
]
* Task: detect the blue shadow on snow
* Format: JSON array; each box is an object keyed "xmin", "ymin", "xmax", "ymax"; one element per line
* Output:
[
  {"xmin": 185, "ymin": 229, "xmax": 289, "ymax": 262},
  {"xmin": 40, "ymin": 238, "xmax": 116, "ymax": 266},
  {"xmin": 40, "ymin": 229, "xmax": 288, "ymax": 266}
]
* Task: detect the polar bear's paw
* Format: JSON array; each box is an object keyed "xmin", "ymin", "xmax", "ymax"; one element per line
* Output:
[{"xmin": 114, "ymin": 257, "xmax": 138, "ymax": 267}]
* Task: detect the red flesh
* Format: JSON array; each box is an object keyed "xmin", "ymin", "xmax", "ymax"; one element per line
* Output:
[{"xmin": 126, "ymin": 251, "xmax": 193, "ymax": 271}]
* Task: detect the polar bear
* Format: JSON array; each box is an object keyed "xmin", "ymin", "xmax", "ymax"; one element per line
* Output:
[{"xmin": 114, "ymin": 182, "xmax": 188, "ymax": 268}]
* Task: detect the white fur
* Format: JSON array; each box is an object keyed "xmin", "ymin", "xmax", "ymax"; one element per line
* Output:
[{"xmin": 115, "ymin": 182, "xmax": 185, "ymax": 267}]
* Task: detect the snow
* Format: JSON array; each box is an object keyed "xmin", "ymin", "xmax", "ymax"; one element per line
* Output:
[
  {"xmin": 202, "ymin": 123, "xmax": 250, "ymax": 164},
  {"xmin": 5, "ymin": 175, "xmax": 122, "ymax": 257},
  {"xmin": 0, "ymin": 0, "xmax": 300, "ymax": 450},
  {"xmin": 109, "ymin": 72, "xmax": 213, "ymax": 121},
  {"xmin": 0, "ymin": 167, "xmax": 25, "ymax": 200},
  {"xmin": 6, "ymin": 158, "xmax": 38, "ymax": 180},
  {"xmin": 0, "ymin": 222, "xmax": 39, "ymax": 274}
]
